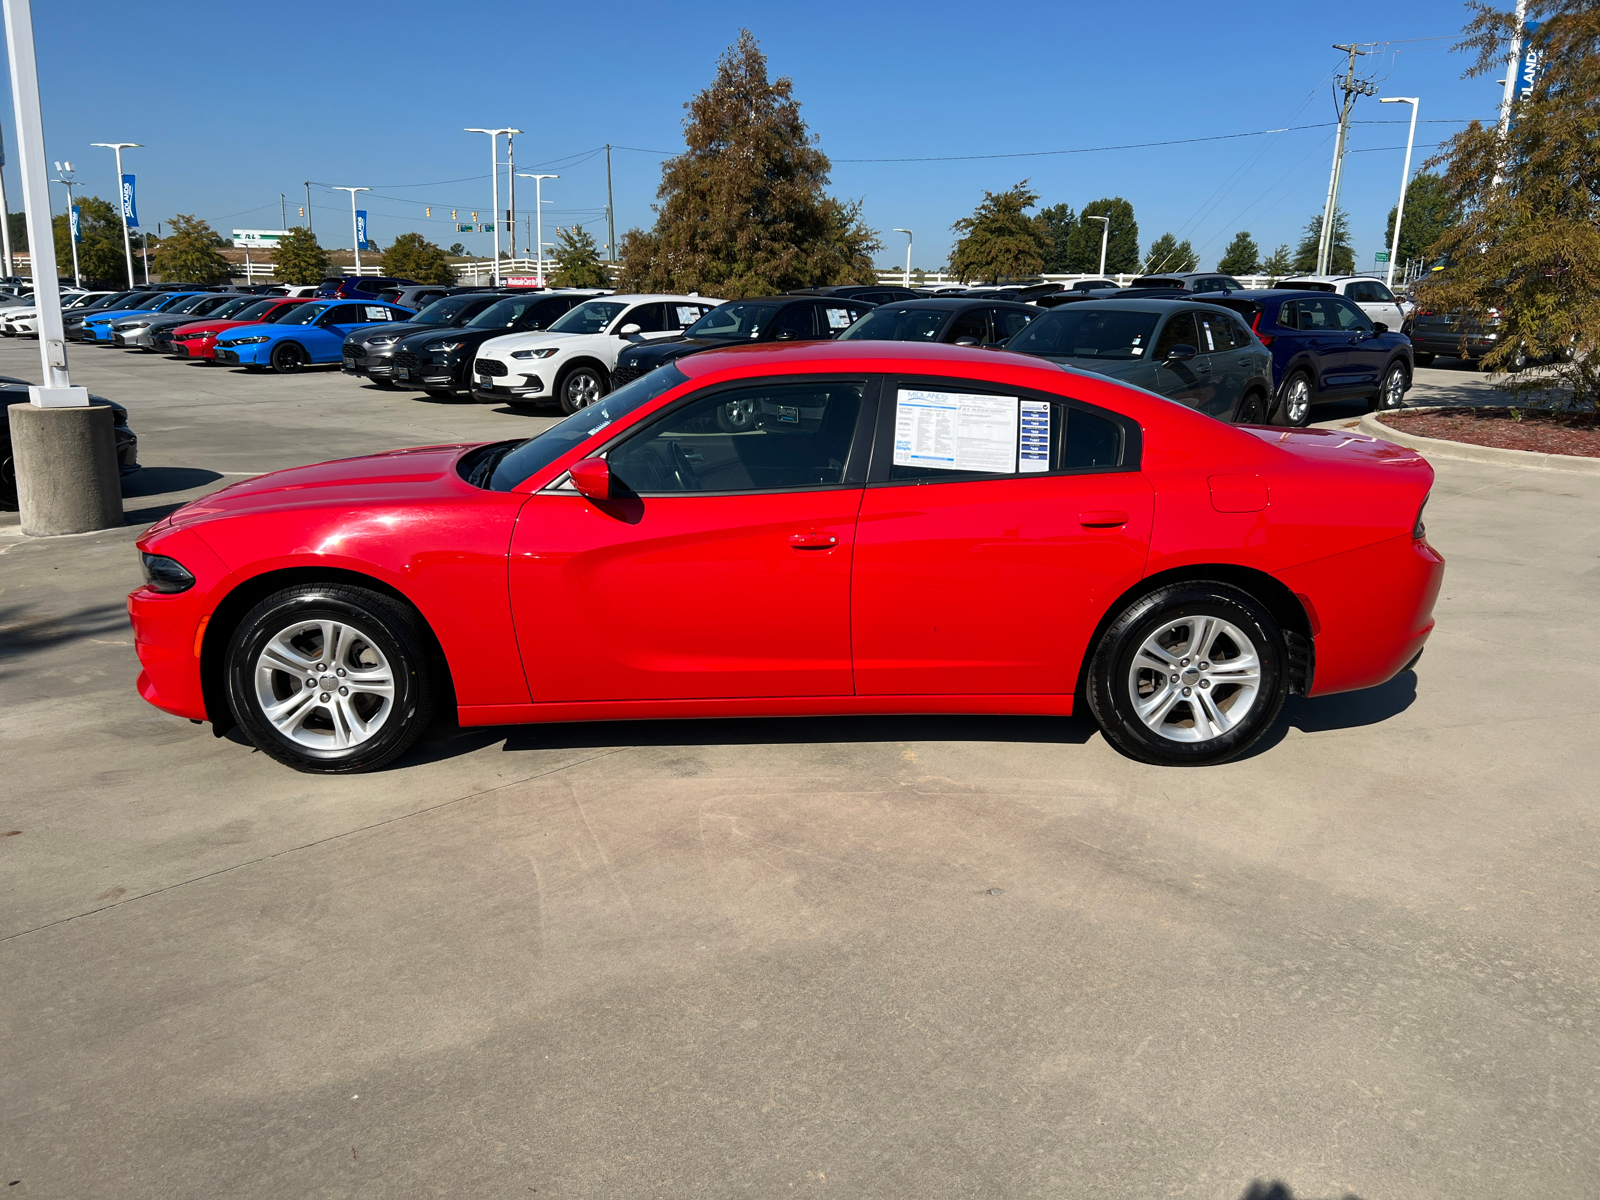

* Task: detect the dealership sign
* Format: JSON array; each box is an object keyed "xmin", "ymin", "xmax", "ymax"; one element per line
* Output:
[{"xmin": 233, "ymin": 229, "xmax": 291, "ymax": 248}]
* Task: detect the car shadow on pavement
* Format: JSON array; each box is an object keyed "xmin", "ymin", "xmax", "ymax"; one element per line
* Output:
[
  {"xmin": 121, "ymin": 466, "xmax": 222, "ymax": 497},
  {"xmin": 1237, "ymin": 669, "xmax": 1420, "ymax": 759},
  {"xmin": 1239, "ymin": 1181, "xmax": 1364, "ymax": 1200},
  {"xmin": 0, "ymin": 600, "xmax": 132, "ymax": 675}
]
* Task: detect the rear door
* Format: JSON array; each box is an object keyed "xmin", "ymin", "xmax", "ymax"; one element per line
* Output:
[
  {"xmin": 1194, "ymin": 307, "xmax": 1249, "ymax": 419},
  {"xmin": 770, "ymin": 302, "xmax": 821, "ymax": 342},
  {"xmin": 509, "ymin": 376, "xmax": 874, "ymax": 701},
  {"xmin": 1150, "ymin": 311, "xmax": 1210, "ymax": 409},
  {"xmin": 1289, "ymin": 297, "xmax": 1357, "ymax": 392},
  {"xmin": 851, "ymin": 378, "xmax": 1153, "ymax": 696}
]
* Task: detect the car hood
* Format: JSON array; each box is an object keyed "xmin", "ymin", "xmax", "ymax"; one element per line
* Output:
[
  {"xmin": 353, "ymin": 320, "xmax": 448, "ymax": 345},
  {"xmin": 172, "ymin": 318, "xmax": 255, "ymax": 336},
  {"xmin": 478, "ymin": 330, "xmax": 585, "ymax": 356},
  {"xmin": 156, "ymin": 443, "xmax": 483, "ymax": 530},
  {"xmin": 621, "ymin": 337, "xmax": 729, "ymax": 368},
  {"xmin": 1028, "ymin": 354, "xmax": 1148, "ymax": 378},
  {"xmin": 215, "ymin": 323, "xmax": 284, "ymax": 342},
  {"xmin": 394, "ymin": 325, "xmax": 515, "ymax": 352}
]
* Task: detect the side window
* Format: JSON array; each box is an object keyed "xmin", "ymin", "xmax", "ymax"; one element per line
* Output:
[
  {"xmin": 991, "ymin": 307, "xmax": 1034, "ymax": 343},
  {"xmin": 947, "ymin": 308, "xmax": 989, "ymax": 344},
  {"xmin": 1369, "ymin": 281, "xmax": 1397, "ymax": 304},
  {"xmin": 608, "ymin": 381, "xmax": 865, "ymax": 494},
  {"xmin": 1332, "ymin": 298, "xmax": 1372, "ymax": 331},
  {"xmin": 1153, "ymin": 312, "xmax": 1200, "ymax": 358},
  {"xmin": 1195, "ymin": 311, "xmax": 1227, "ymax": 352},
  {"xmin": 1298, "ymin": 299, "xmax": 1334, "ymax": 330},
  {"xmin": 621, "ymin": 303, "xmax": 667, "ymax": 333},
  {"xmin": 1277, "ymin": 301, "xmax": 1298, "ymax": 331},
  {"xmin": 821, "ymin": 304, "xmax": 858, "ymax": 335},
  {"xmin": 1344, "ymin": 281, "xmax": 1370, "ymax": 303},
  {"xmin": 770, "ymin": 304, "xmax": 818, "ymax": 341},
  {"xmin": 324, "ymin": 304, "xmax": 364, "ymax": 325},
  {"xmin": 886, "ymin": 384, "xmax": 1126, "ymax": 482},
  {"xmin": 529, "ymin": 299, "xmax": 572, "ymax": 329},
  {"xmin": 669, "ymin": 303, "xmax": 705, "ymax": 331}
]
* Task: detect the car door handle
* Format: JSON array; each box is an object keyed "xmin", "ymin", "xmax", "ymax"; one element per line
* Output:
[
  {"xmin": 788, "ymin": 532, "xmax": 839, "ymax": 550},
  {"xmin": 1078, "ymin": 510, "xmax": 1128, "ymax": 529},
  {"xmin": 1237, "ymin": 356, "xmax": 1253, "ymax": 365}
]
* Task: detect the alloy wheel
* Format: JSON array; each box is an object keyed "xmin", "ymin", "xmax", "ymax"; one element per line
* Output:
[
  {"xmin": 564, "ymin": 369, "xmax": 602, "ymax": 409},
  {"xmin": 1381, "ymin": 365, "xmax": 1406, "ymax": 410},
  {"xmin": 252, "ymin": 618, "xmax": 395, "ymax": 751},
  {"xmin": 1126, "ymin": 615, "xmax": 1262, "ymax": 744},
  {"xmin": 1282, "ymin": 377, "xmax": 1310, "ymax": 425}
]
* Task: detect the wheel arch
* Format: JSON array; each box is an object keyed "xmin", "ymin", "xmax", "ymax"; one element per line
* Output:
[
  {"xmin": 1074, "ymin": 563, "xmax": 1316, "ymax": 702},
  {"xmin": 557, "ymin": 356, "xmax": 612, "ymax": 387},
  {"xmin": 199, "ymin": 565, "xmax": 454, "ymax": 735}
]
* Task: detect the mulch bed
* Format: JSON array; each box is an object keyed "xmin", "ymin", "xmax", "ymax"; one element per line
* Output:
[{"xmin": 1385, "ymin": 407, "xmax": 1600, "ymax": 458}]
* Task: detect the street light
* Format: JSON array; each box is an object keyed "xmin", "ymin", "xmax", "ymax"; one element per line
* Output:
[
  {"xmin": 517, "ymin": 174, "xmax": 558, "ymax": 286},
  {"xmin": 893, "ymin": 229, "xmax": 913, "ymax": 288},
  {"xmin": 1084, "ymin": 215, "xmax": 1111, "ymax": 277},
  {"xmin": 332, "ymin": 186, "xmax": 370, "ymax": 273},
  {"xmin": 89, "ymin": 140, "xmax": 140, "ymax": 287},
  {"xmin": 51, "ymin": 160, "xmax": 80, "ymax": 287},
  {"xmin": 1379, "ymin": 96, "xmax": 1420, "ymax": 290},
  {"xmin": 466, "ymin": 127, "xmax": 521, "ymax": 286}
]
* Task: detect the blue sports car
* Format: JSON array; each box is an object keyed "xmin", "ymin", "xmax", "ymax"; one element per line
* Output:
[
  {"xmin": 80, "ymin": 292, "xmax": 213, "ymax": 343},
  {"xmin": 213, "ymin": 299, "xmax": 415, "ymax": 373}
]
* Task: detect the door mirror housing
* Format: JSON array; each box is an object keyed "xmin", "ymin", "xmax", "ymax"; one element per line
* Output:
[
  {"xmin": 1372, "ymin": 321, "xmax": 1388, "ymax": 335},
  {"xmin": 1163, "ymin": 343, "xmax": 1197, "ymax": 364},
  {"xmin": 569, "ymin": 458, "xmax": 611, "ymax": 500},
  {"xmin": 953, "ymin": 336, "xmax": 981, "ymax": 347},
  {"xmin": 619, "ymin": 323, "xmax": 642, "ymax": 337}
]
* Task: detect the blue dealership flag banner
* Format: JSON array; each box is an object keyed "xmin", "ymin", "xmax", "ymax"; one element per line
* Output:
[
  {"xmin": 121, "ymin": 173, "xmax": 139, "ymax": 228},
  {"xmin": 70, "ymin": 204, "xmax": 82, "ymax": 243},
  {"xmin": 355, "ymin": 210, "xmax": 369, "ymax": 251}
]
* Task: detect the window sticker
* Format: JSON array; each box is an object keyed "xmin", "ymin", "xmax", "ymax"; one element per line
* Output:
[
  {"xmin": 365, "ymin": 306, "xmax": 387, "ymax": 321},
  {"xmin": 825, "ymin": 307, "xmax": 853, "ymax": 330},
  {"xmin": 1019, "ymin": 400, "xmax": 1050, "ymax": 473},
  {"xmin": 893, "ymin": 389, "xmax": 1018, "ymax": 474},
  {"xmin": 1202, "ymin": 320, "xmax": 1216, "ymax": 351},
  {"xmin": 676, "ymin": 306, "xmax": 702, "ymax": 325}
]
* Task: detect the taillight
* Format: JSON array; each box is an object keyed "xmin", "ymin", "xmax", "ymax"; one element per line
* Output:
[
  {"xmin": 1415, "ymin": 308, "xmax": 1433, "ymax": 316},
  {"xmin": 1250, "ymin": 311, "xmax": 1273, "ymax": 347},
  {"xmin": 1486, "ymin": 307, "xmax": 1500, "ymax": 319}
]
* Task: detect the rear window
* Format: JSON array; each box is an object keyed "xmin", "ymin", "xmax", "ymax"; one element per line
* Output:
[
  {"xmin": 1007, "ymin": 308, "xmax": 1160, "ymax": 360},
  {"xmin": 837, "ymin": 306, "xmax": 948, "ymax": 342}
]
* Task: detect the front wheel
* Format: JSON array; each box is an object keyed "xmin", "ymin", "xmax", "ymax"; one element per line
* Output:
[
  {"xmin": 1086, "ymin": 583, "xmax": 1289, "ymax": 766},
  {"xmin": 270, "ymin": 342, "xmax": 307, "ymax": 374},
  {"xmin": 557, "ymin": 365, "xmax": 607, "ymax": 414},
  {"xmin": 1271, "ymin": 371, "xmax": 1313, "ymax": 427},
  {"xmin": 1376, "ymin": 361, "xmax": 1407, "ymax": 411},
  {"xmin": 226, "ymin": 583, "xmax": 438, "ymax": 774}
]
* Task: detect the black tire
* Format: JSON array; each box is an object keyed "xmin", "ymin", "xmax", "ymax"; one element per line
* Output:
[
  {"xmin": 1412, "ymin": 351, "xmax": 1434, "ymax": 367},
  {"xmin": 0, "ymin": 453, "xmax": 16, "ymax": 510},
  {"xmin": 1085, "ymin": 582, "xmax": 1289, "ymax": 767},
  {"xmin": 370, "ymin": 376, "xmax": 396, "ymax": 389},
  {"xmin": 1271, "ymin": 370, "xmax": 1313, "ymax": 427},
  {"xmin": 556, "ymin": 364, "xmax": 608, "ymax": 415},
  {"xmin": 1375, "ymin": 361, "xmax": 1408, "ymax": 411},
  {"xmin": 226, "ymin": 583, "xmax": 438, "ymax": 774},
  {"xmin": 1233, "ymin": 390, "xmax": 1268, "ymax": 424},
  {"xmin": 270, "ymin": 342, "xmax": 307, "ymax": 374}
]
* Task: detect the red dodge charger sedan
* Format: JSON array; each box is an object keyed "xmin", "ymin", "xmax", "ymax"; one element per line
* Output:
[{"xmin": 128, "ymin": 341, "xmax": 1443, "ymax": 773}]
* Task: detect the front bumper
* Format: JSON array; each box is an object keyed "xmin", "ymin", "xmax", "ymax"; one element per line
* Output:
[
  {"xmin": 470, "ymin": 366, "xmax": 547, "ymax": 403},
  {"xmin": 127, "ymin": 532, "xmax": 237, "ymax": 723},
  {"xmin": 112, "ymin": 329, "xmax": 157, "ymax": 348},
  {"xmin": 215, "ymin": 344, "xmax": 269, "ymax": 366}
]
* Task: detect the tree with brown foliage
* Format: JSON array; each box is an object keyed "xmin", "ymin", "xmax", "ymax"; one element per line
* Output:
[
  {"xmin": 616, "ymin": 30, "xmax": 879, "ymax": 299},
  {"xmin": 948, "ymin": 182, "xmax": 1050, "ymax": 283},
  {"xmin": 1421, "ymin": 1, "xmax": 1600, "ymax": 406}
]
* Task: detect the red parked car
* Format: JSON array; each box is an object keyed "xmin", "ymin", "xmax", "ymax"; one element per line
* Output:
[
  {"xmin": 128, "ymin": 341, "xmax": 1443, "ymax": 773},
  {"xmin": 164, "ymin": 296, "xmax": 314, "ymax": 361}
]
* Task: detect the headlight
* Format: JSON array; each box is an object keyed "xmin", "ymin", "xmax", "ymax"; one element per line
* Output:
[
  {"xmin": 511, "ymin": 347, "xmax": 559, "ymax": 360},
  {"xmin": 366, "ymin": 335, "xmax": 397, "ymax": 347},
  {"xmin": 140, "ymin": 552, "xmax": 195, "ymax": 594},
  {"xmin": 220, "ymin": 335, "xmax": 270, "ymax": 346},
  {"xmin": 424, "ymin": 341, "xmax": 464, "ymax": 353}
]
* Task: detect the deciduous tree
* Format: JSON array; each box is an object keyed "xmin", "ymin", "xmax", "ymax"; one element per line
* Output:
[
  {"xmin": 1217, "ymin": 231, "xmax": 1260, "ymax": 275},
  {"xmin": 1062, "ymin": 197, "xmax": 1138, "ymax": 273},
  {"xmin": 381, "ymin": 232, "xmax": 455, "ymax": 284},
  {"xmin": 151, "ymin": 214, "xmax": 232, "ymax": 284},
  {"xmin": 1291, "ymin": 210, "xmax": 1354, "ymax": 274},
  {"xmin": 949, "ymin": 181, "xmax": 1049, "ymax": 283},
  {"xmin": 271, "ymin": 226, "xmax": 331, "ymax": 285},
  {"xmin": 52, "ymin": 196, "xmax": 128, "ymax": 286},
  {"xmin": 549, "ymin": 225, "xmax": 609, "ymax": 288},
  {"xmin": 617, "ymin": 30, "xmax": 879, "ymax": 298},
  {"xmin": 1383, "ymin": 171, "xmax": 1459, "ymax": 268}
]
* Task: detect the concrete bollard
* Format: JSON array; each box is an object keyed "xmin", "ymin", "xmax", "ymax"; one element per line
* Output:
[{"xmin": 8, "ymin": 400, "xmax": 124, "ymax": 536}]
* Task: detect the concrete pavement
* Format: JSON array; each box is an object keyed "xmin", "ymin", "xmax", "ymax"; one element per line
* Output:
[{"xmin": 2, "ymin": 341, "xmax": 1596, "ymax": 1199}]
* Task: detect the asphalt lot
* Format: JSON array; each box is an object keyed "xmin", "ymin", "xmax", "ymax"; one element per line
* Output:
[{"xmin": 3, "ymin": 344, "xmax": 1597, "ymax": 1199}]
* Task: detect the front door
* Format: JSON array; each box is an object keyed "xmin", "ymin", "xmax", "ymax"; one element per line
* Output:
[
  {"xmin": 852, "ymin": 380, "xmax": 1154, "ymax": 696},
  {"xmin": 508, "ymin": 377, "xmax": 873, "ymax": 702},
  {"xmin": 1287, "ymin": 298, "xmax": 1357, "ymax": 393},
  {"xmin": 1330, "ymin": 296, "xmax": 1386, "ymax": 391},
  {"xmin": 1151, "ymin": 311, "xmax": 1212, "ymax": 410},
  {"xmin": 1195, "ymin": 307, "xmax": 1251, "ymax": 419}
]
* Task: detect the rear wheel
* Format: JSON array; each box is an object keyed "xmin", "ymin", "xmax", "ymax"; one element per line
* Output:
[
  {"xmin": 0, "ymin": 452, "xmax": 16, "ymax": 510},
  {"xmin": 226, "ymin": 583, "xmax": 438, "ymax": 774},
  {"xmin": 270, "ymin": 342, "xmax": 307, "ymax": 374},
  {"xmin": 1086, "ymin": 583, "xmax": 1288, "ymax": 767},
  {"xmin": 557, "ymin": 365, "xmax": 607, "ymax": 415},
  {"xmin": 1375, "ymin": 361, "xmax": 1407, "ymax": 411},
  {"xmin": 1233, "ymin": 390, "xmax": 1268, "ymax": 424},
  {"xmin": 1271, "ymin": 371, "xmax": 1313, "ymax": 427}
]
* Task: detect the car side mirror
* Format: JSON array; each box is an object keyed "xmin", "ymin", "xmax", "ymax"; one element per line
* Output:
[
  {"xmin": 1372, "ymin": 322, "xmax": 1388, "ymax": 335},
  {"xmin": 619, "ymin": 323, "xmax": 642, "ymax": 337},
  {"xmin": 1164, "ymin": 343, "xmax": 1197, "ymax": 364},
  {"xmin": 953, "ymin": 336, "xmax": 980, "ymax": 347},
  {"xmin": 774, "ymin": 330, "xmax": 798, "ymax": 341},
  {"xmin": 569, "ymin": 458, "xmax": 611, "ymax": 501}
]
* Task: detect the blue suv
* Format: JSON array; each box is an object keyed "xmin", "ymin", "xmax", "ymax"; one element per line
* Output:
[
  {"xmin": 1201, "ymin": 290, "xmax": 1413, "ymax": 426},
  {"xmin": 315, "ymin": 276, "xmax": 416, "ymax": 301}
]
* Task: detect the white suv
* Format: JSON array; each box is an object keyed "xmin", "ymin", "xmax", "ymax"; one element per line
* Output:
[
  {"xmin": 1277, "ymin": 275, "xmax": 1409, "ymax": 332},
  {"xmin": 472, "ymin": 293, "xmax": 720, "ymax": 412}
]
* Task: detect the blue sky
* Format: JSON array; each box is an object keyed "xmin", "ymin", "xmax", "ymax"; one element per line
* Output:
[{"xmin": 10, "ymin": 1, "xmax": 1496, "ymax": 273}]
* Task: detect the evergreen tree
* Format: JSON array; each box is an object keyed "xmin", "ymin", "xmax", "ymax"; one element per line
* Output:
[
  {"xmin": 1424, "ymin": 0, "xmax": 1600, "ymax": 402},
  {"xmin": 8, "ymin": 211, "xmax": 26, "ymax": 252},
  {"xmin": 1036, "ymin": 202, "xmax": 1075, "ymax": 273},
  {"xmin": 1217, "ymin": 231, "xmax": 1260, "ymax": 275},
  {"xmin": 617, "ymin": 30, "xmax": 879, "ymax": 298},
  {"xmin": 1062, "ymin": 197, "xmax": 1138, "ymax": 274},
  {"xmin": 271, "ymin": 226, "xmax": 331, "ymax": 285},
  {"xmin": 51, "ymin": 196, "xmax": 127, "ymax": 285},
  {"xmin": 1384, "ymin": 172, "xmax": 1458, "ymax": 266},
  {"xmin": 1260, "ymin": 244, "xmax": 1293, "ymax": 278},
  {"xmin": 1292, "ymin": 210, "xmax": 1354, "ymax": 274},
  {"xmin": 1144, "ymin": 232, "xmax": 1198, "ymax": 273},
  {"xmin": 448, "ymin": 242, "xmax": 466, "ymax": 256},
  {"xmin": 151, "ymin": 214, "xmax": 231, "ymax": 284},
  {"xmin": 549, "ymin": 225, "xmax": 610, "ymax": 287},
  {"xmin": 381, "ymin": 232, "xmax": 455, "ymax": 284},
  {"xmin": 949, "ymin": 181, "xmax": 1050, "ymax": 283}
]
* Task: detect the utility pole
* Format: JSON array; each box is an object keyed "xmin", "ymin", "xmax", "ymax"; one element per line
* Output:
[
  {"xmin": 280, "ymin": 192, "xmax": 286, "ymax": 229},
  {"xmin": 605, "ymin": 143, "xmax": 615, "ymax": 263},
  {"xmin": 0, "ymin": 121, "xmax": 13, "ymax": 280},
  {"xmin": 1316, "ymin": 43, "xmax": 1376, "ymax": 275},
  {"xmin": 303, "ymin": 181, "xmax": 313, "ymax": 233},
  {"xmin": 1493, "ymin": 0, "xmax": 1532, "ymax": 186},
  {"xmin": 90, "ymin": 140, "xmax": 141, "ymax": 287}
]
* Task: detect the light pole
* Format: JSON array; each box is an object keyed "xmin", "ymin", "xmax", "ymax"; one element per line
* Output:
[
  {"xmin": 466, "ymin": 127, "xmax": 521, "ymax": 286},
  {"xmin": 332, "ymin": 186, "xmax": 370, "ymax": 273},
  {"xmin": 518, "ymin": 174, "xmax": 558, "ymax": 286},
  {"xmin": 1085, "ymin": 215, "xmax": 1110, "ymax": 277},
  {"xmin": 893, "ymin": 229, "xmax": 913, "ymax": 287},
  {"xmin": 52, "ymin": 160, "xmax": 80, "ymax": 287},
  {"xmin": 89, "ymin": 140, "xmax": 140, "ymax": 287},
  {"xmin": 0, "ymin": 121, "xmax": 14, "ymax": 280},
  {"xmin": 1379, "ymin": 97, "xmax": 1419, "ymax": 290},
  {"xmin": 303, "ymin": 180, "xmax": 313, "ymax": 233}
]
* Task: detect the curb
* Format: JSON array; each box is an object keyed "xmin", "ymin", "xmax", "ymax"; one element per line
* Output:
[{"xmin": 1358, "ymin": 408, "xmax": 1600, "ymax": 475}]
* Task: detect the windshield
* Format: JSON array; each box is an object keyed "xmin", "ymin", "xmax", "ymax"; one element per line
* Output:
[
  {"xmin": 227, "ymin": 299, "xmax": 278, "ymax": 322},
  {"xmin": 207, "ymin": 296, "xmax": 256, "ymax": 318},
  {"xmin": 548, "ymin": 300, "xmax": 627, "ymax": 335},
  {"xmin": 1007, "ymin": 308, "xmax": 1161, "ymax": 360},
  {"xmin": 278, "ymin": 303, "xmax": 332, "ymax": 326},
  {"xmin": 411, "ymin": 295, "xmax": 481, "ymax": 326},
  {"xmin": 484, "ymin": 365, "xmax": 688, "ymax": 491},
  {"xmin": 684, "ymin": 302, "xmax": 780, "ymax": 340},
  {"xmin": 467, "ymin": 296, "xmax": 542, "ymax": 328},
  {"xmin": 837, "ymin": 306, "xmax": 949, "ymax": 342},
  {"xmin": 113, "ymin": 294, "xmax": 160, "ymax": 310},
  {"xmin": 153, "ymin": 294, "xmax": 201, "ymax": 312}
]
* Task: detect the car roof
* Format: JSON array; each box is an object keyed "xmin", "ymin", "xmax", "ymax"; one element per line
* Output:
[
  {"xmin": 1037, "ymin": 297, "xmax": 1222, "ymax": 314},
  {"xmin": 587, "ymin": 293, "xmax": 721, "ymax": 304},
  {"xmin": 865, "ymin": 297, "xmax": 1037, "ymax": 312}
]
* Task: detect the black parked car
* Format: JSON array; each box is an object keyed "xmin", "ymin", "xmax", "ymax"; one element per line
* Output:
[
  {"xmin": 342, "ymin": 291, "xmax": 514, "ymax": 386},
  {"xmin": 835, "ymin": 297, "xmax": 1038, "ymax": 347},
  {"xmin": 787, "ymin": 284, "xmax": 921, "ymax": 305},
  {"xmin": 1005, "ymin": 299, "xmax": 1275, "ymax": 423},
  {"xmin": 612, "ymin": 294, "xmax": 879, "ymax": 387},
  {"xmin": 1, "ymin": 377, "xmax": 138, "ymax": 509},
  {"xmin": 386, "ymin": 290, "xmax": 601, "ymax": 397}
]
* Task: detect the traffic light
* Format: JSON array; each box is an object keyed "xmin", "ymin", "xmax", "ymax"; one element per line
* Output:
[
  {"xmin": 425, "ymin": 207, "xmax": 432, "ymax": 218},
  {"xmin": 451, "ymin": 209, "xmax": 457, "ymax": 221},
  {"xmin": 471, "ymin": 212, "xmax": 479, "ymax": 222},
  {"xmin": 298, "ymin": 206, "xmax": 304, "ymax": 218}
]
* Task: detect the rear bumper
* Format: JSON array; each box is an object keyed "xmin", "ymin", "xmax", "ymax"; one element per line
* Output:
[
  {"xmin": 1411, "ymin": 330, "xmax": 1496, "ymax": 358},
  {"xmin": 1279, "ymin": 533, "xmax": 1445, "ymax": 697}
]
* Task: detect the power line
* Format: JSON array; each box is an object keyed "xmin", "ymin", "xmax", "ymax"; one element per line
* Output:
[{"xmin": 837, "ymin": 123, "xmax": 1337, "ymax": 164}]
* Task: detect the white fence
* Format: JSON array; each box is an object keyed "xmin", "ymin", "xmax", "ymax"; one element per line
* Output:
[{"xmin": 876, "ymin": 270, "xmax": 1290, "ymax": 290}]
